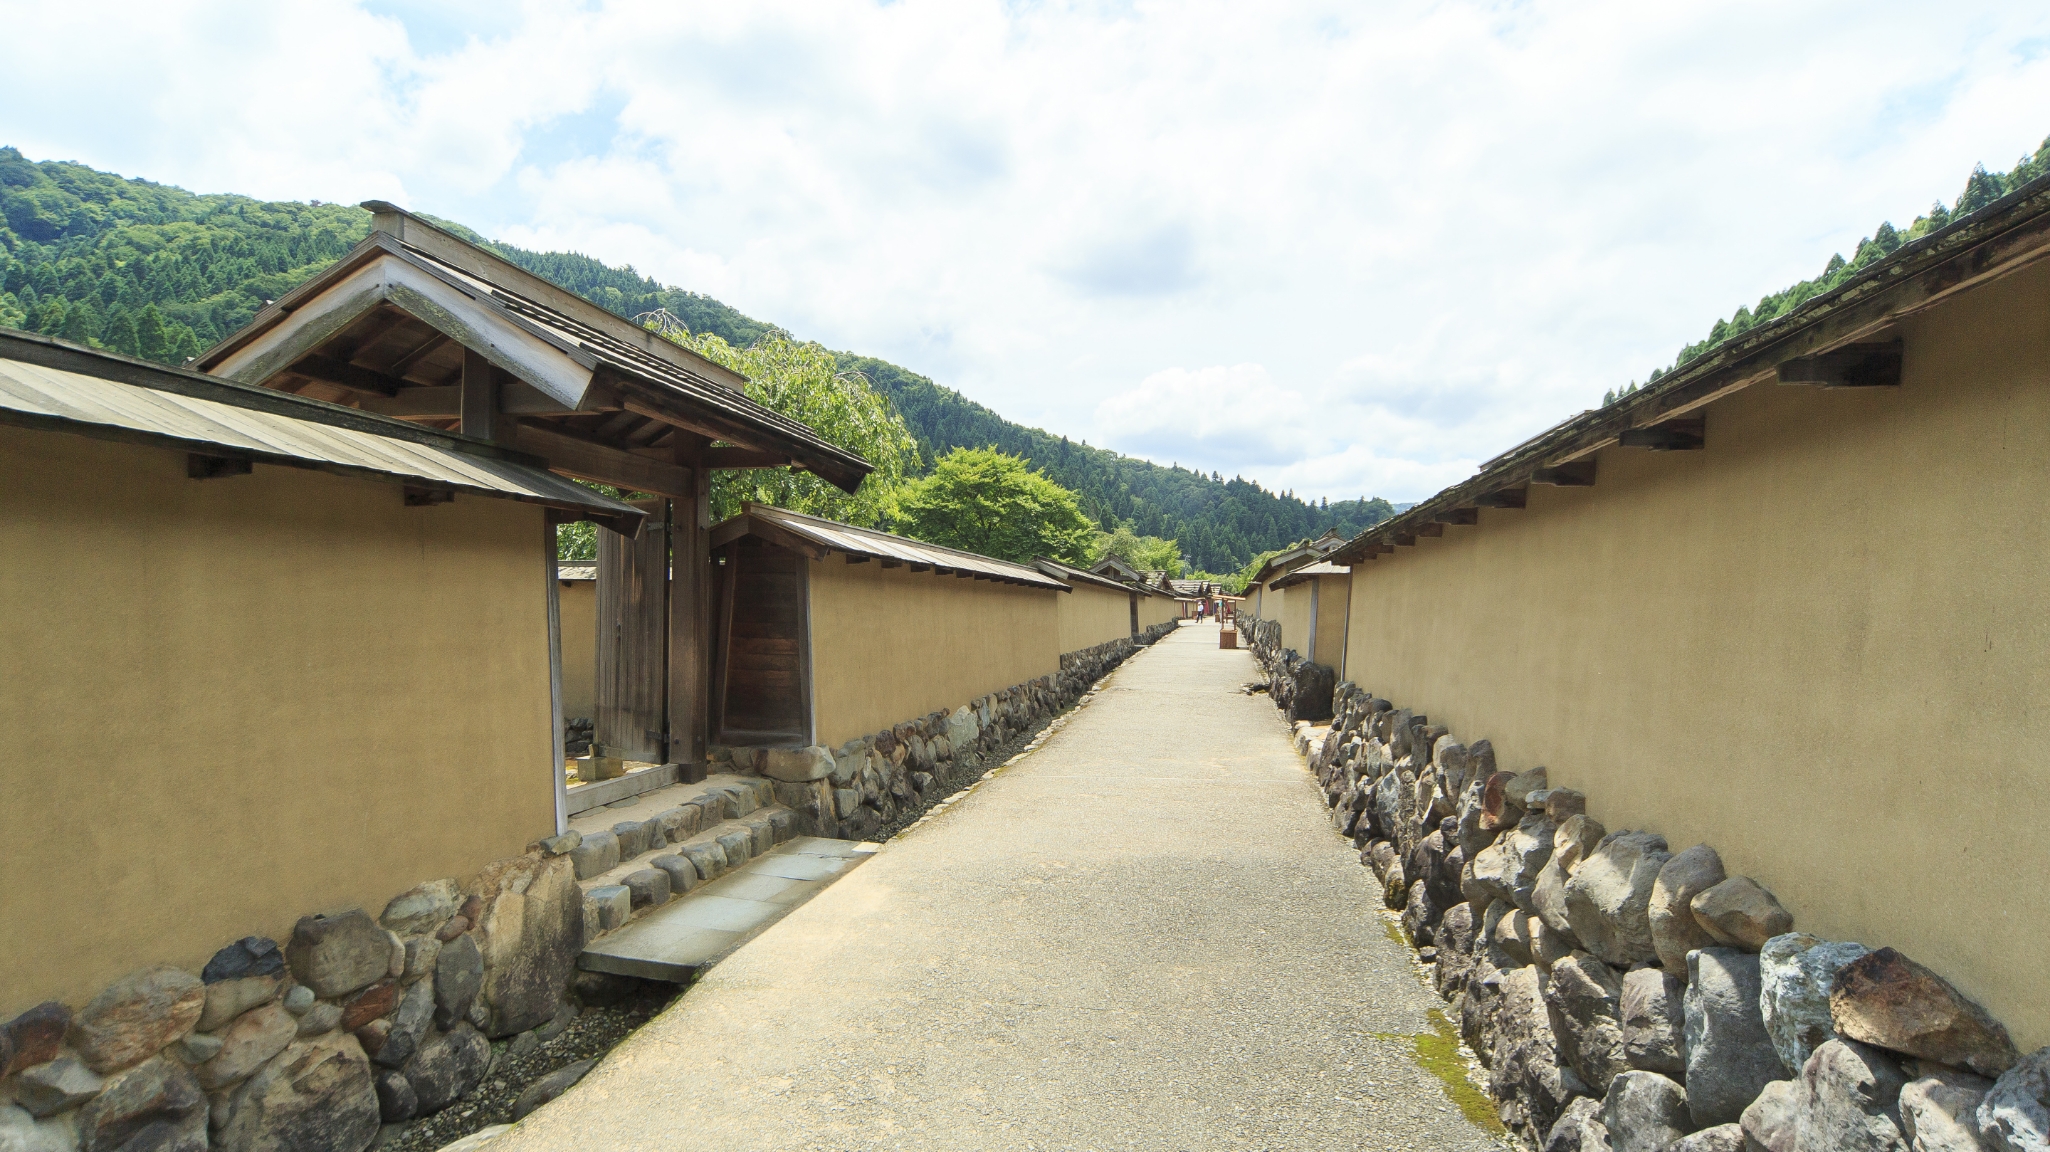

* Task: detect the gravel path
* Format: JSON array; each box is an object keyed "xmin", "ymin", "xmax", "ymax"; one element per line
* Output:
[{"xmin": 491, "ymin": 623, "xmax": 1503, "ymax": 1151}]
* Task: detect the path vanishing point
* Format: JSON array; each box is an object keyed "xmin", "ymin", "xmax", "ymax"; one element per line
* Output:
[{"xmin": 494, "ymin": 623, "xmax": 1502, "ymax": 1151}]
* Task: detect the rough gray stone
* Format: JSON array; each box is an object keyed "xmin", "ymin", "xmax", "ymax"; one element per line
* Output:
[
  {"xmin": 1742, "ymin": 1079, "xmax": 1801, "ymax": 1152},
  {"xmin": 373, "ymin": 1067, "xmax": 416, "ymax": 1123},
  {"xmin": 568, "ymin": 832, "xmax": 620, "ymax": 881},
  {"xmin": 1685, "ymin": 948, "xmax": 1788, "ymax": 1128},
  {"xmin": 1690, "ymin": 877, "xmax": 1794, "ymax": 952},
  {"xmin": 1649, "ymin": 845, "xmax": 1726, "ymax": 971},
  {"xmin": 1403, "ymin": 880, "xmax": 1440, "ymax": 947},
  {"xmin": 402, "ymin": 935, "xmax": 442, "ymax": 983},
  {"xmin": 1976, "ymin": 1045, "xmax": 2050, "ymax": 1152},
  {"xmin": 368, "ymin": 980, "xmax": 434, "ymax": 1070},
  {"xmin": 622, "ymin": 868, "xmax": 670, "ymax": 911},
  {"xmin": 1471, "ymin": 812, "xmax": 1556, "ymax": 914},
  {"xmin": 1533, "ymin": 815, "xmax": 1606, "ymax": 941},
  {"xmin": 649, "ymin": 853, "xmax": 700, "ymax": 895},
  {"xmin": 653, "ymin": 807, "xmax": 697, "ymax": 843},
  {"xmin": 196, "ymin": 1003, "xmax": 296, "ymax": 1091},
  {"xmin": 510, "ymin": 1057, "xmax": 596, "ymax": 1121},
  {"xmin": 0, "ymin": 1104, "xmax": 76, "ymax": 1152},
  {"xmin": 1545, "ymin": 1096, "xmax": 1611, "ymax": 1152},
  {"xmin": 1435, "ymin": 902, "xmax": 1478, "ymax": 999},
  {"xmin": 1532, "ymin": 919, "xmax": 1578, "ymax": 971},
  {"xmin": 679, "ymin": 840, "xmax": 726, "ymax": 882},
  {"xmin": 71, "ymin": 965, "xmax": 207, "ymax": 1074},
  {"xmin": 1829, "ymin": 949, "xmax": 2019, "ymax": 1080},
  {"xmin": 281, "ymin": 987, "xmax": 315, "ymax": 1016},
  {"xmin": 197, "ymin": 974, "xmax": 283, "ymax": 1032},
  {"xmin": 1492, "ymin": 906, "xmax": 1535, "ymax": 967},
  {"xmin": 215, "ymin": 1033, "xmax": 380, "ymax": 1152},
  {"xmin": 1548, "ymin": 952, "xmax": 1632, "ymax": 1094},
  {"xmin": 295, "ymin": 1003, "xmax": 341, "ymax": 1038},
  {"xmin": 584, "ymin": 886, "xmax": 631, "ymax": 934},
  {"xmin": 379, "ymin": 880, "xmax": 460, "ymax": 937},
  {"xmin": 833, "ymin": 788, "xmax": 861, "ymax": 820},
  {"xmin": 1897, "ymin": 1065, "xmax": 1994, "ymax": 1152},
  {"xmin": 468, "ymin": 853, "xmax": 582, "ymax": 1038},
  {"xmin": 1563, "ymin": 831, "xmax": 1671, "ymax": 969},
  {"xmin": 1463, "ymin": 957, "xmax": 1508, "ymax": 1068},
  {"xmin": 2, "ymin": 1002, "xmax": 71, "ymax": 1078},
  {"xmin": 1669, "ymin": 1124, "xmax": 1745, "ymax": 1152},
  {"xmin": 1759, "ymin": 933, "xmax": 1873, "ymax": 1077},
  {"xmin": 1493, "ymin": 966, "xmax": 1590, "ymax": 1140},
  {"xmin": 1621, "ymin": 967, "xmax": 1687, "ymax": 1079},
  {"xmin": 761, "ymin": 746, "xmax": 833, "ymax": 782},
  {"xmin": 177, "ymin": 1032, "xmax": 224, "ymax": 1063},
  {"xmin": 533, "ymin": 831, "xmax": 581, "ymax": 857},
  {"xmin": 402, "ymin": 1024, "xmax": 489, "ymax": 1114},
  {"xmin": 1457, "ymin": 779, "xmax": 1500, "ymax": 858},
  {"xmin": 433, "ymin": 935, "xmax": 482, "ymax": 1031},
  {"xmin": 285, "ymin": 911, "xmax": 394, "ymax": 1000},
  {"xmin": 610, "ymin": 821, "xmax": 649, "ymax": 860},
  {"xmin": 202, "ymin": 938, "xmax": 287, "ymax": 986},
  {"xmin": 1600, "ymin": 1070, "xmax": 1692, "ymax": 1152},
  {"xmin": 13, "ymin": 1056, "xmax": 104, "ymax": 1117},
  {"xmin": 715, "ymin": 828, "xmax": 754, "ymax": 864},
  {"xmin": 76, "ymin": 1056, "xmax": 206, "ymax": 1152},
  {"xmin": 1789, "ymin": 1039, "xmax": 1910, "ymax": 1152}
]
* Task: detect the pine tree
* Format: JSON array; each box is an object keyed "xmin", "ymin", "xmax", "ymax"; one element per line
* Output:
[
  {"xmin": 1955, "ymin": 164, "xmax": 2006, "ymax": 217},
  {"xmin": 136, "ymin": 305, "xmax": 171, "ymax": 363}
]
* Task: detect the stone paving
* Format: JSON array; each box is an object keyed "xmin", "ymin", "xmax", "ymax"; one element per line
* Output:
[{"xmin": 492, "ymin": 622, "xmax": 1503, "ymax": 1151}]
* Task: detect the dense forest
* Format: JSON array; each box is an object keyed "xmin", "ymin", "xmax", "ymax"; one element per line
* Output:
[
  {"xmin": 1603, "ymin": 136, "xmax": 2050, "ymax": 405},
  {"xmin": 0, "ymin": 146, "xmax": 1389, "ymax": 572}
]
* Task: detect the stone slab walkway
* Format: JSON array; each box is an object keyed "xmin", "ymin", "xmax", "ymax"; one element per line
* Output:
[{"xmin": 493, "ymin": 623, "xmax": 1502, "ymax": 1152}]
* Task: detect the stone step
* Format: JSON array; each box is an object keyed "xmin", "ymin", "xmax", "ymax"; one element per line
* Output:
[
  {"xmin": 579, "ymin": 837, "xmax": 875, "ymax": 982},
  {"xmin": 577, "ymin": 807, "xmax": 800, "ymax": 936}
]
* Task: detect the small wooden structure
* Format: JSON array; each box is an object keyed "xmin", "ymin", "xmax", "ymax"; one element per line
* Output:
[{"xmin": 194, "ymin": 204, "xmax": 871, "ymax": 784}]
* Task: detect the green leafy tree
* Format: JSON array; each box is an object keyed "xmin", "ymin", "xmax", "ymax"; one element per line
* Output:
[
  {"xmin": 1093, "ymin": 523, "xmax": 1184, "ymax": 577},
  {"xmin": 654, "ymin": 325, "xmax": 920, "ymax": 527},
  {"xmin": 891, "ymin": 447, "xmax": 1094, "ymax": 564}
]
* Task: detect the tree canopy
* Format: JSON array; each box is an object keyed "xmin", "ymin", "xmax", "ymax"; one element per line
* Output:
[
  {"xmin": 1094, "ymin": 525, "xmax": 1184, "ymax": 578},
  {"xmin": 889, "ymin": 447, "xmax": 1096, "ymax": 565}
]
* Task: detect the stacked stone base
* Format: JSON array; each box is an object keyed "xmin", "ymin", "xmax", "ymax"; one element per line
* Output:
[
  {"xmin": 1295, "ymin": 681, "xmax": 2046, "ymax": 1152},
  {"xmin": 722, "ymin": 630, "xmax": 1169, "ymax": 841},
  {"xmin": 0, "ymin": 843, "xmax": 591, "ymax": 1152},
  {"xmin": 1243, "ymin": 619, "xmax": 1334, "ymax": 723}
]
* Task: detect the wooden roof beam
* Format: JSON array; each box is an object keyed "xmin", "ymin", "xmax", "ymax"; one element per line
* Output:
[
  {"xmin": 1532, "ymin": 460, "xmax": 1597, "ymax": 487},
  {"xmin": 1435, "ymin": 507, "xmax": 1480, "ymax": 525},
  {"xmin": 1777, "ymin": 340, "xmax": 1903, "ymax": 388},
  {"xmin": 1476, "ymin": 487, "xmax": 1528, "ymax": 508},
  {"xmin": 1618, "ymin": 417, "xmax": 1705, "ymax": 451},
  {"xmin": 290, "ymin": 354, "xmax": 407, "ymax": 397}
]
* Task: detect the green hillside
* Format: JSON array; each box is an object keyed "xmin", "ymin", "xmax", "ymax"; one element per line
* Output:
[{"xmin": 0, "ymin": 146, "xmax": 1389, "ymax": 570}]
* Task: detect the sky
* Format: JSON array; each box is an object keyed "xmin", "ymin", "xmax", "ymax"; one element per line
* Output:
[{"xmin": 4, "ymin": 1, "xmax": 2049, "ymax": 503}]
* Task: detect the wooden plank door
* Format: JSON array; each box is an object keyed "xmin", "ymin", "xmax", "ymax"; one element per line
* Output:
[
  {"xmin": 712, "ymin": 539, "xmax": 811, "ymax": 746},
  {"xmin": 595, "ymin": 499, "xmax": 669, "ymax": 762}
]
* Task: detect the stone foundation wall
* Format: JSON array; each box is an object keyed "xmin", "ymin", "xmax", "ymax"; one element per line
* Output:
[
  {"xmin": 721, "ymin": 628, "xmax": 1171, "ymax": 841},
  {"xmin": 0, "ymin": 840, "xmax": 588, "ymax": 1152},
  {"xmin": 1291, "ymin": 681, "xmax": 2048, "ymax": 1152},
  {"xmin": 1244, "ymin": 618, "xmax": 1335, "ymax": 723}
]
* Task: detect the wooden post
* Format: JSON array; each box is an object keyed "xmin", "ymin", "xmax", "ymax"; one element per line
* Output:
[
  {"xmin": 546, "ymin": 522, "xmax": 568, "ymax": 836},
  {"xmin": 460, "ymin": 350, "xmax": 498, "ymax": 441},
  {"xmin": 667, "ymin": 460, "xmax": 711, "ymax": 781}
]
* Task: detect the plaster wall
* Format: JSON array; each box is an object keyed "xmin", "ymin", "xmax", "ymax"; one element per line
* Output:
[
  {"xmin": 1059, "ymin": 581, "xmax": 1133, "ymax": 653},
  {"xmin": 0, "ymin": 429, "xmax": 556, "ymax": 1018},
  {"xmin": 1340, "ymin": 258, "xmax": 2050, "ymax": 1049},
  {"xmin": 1311, "ymin": 575, "xmax": 1350, "ymax": 668},
  {"xmin": 1139, "ymin": 592, "xmax": 1179, "ymax": 628},
  {"xmin": 557, "ymin": 578, "xmax": 597, "ymax": 720},
  {"xmin": 1279, "ymin": 583, "xmax": 1314, "ymax": 658},
  {"xmin": 807, "ymin": 559, "xmax": 1060, "ymax": 748}
]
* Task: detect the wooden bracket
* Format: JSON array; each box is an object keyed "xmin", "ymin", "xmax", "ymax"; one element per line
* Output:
[
  {"xmin": 1777, "ymin": 340, "xmax": 1902, "ymax": 388},
  {"xmin": 1393, "ymin": 533, "xmax": 1417, "ymax": 546},
  {"xmin": 1532, "ymin": 460, "xmax": 1597, "ymax": 486},
  {"xmin": 1476, "ymin": 487, "xmax": 1528, "ymax": 508},
  {"xmin": 1436, "ymin": 507, "xmax": 1480, "ymax": 525},
  {"xmin": 844, "ymin": 554, "xmax": 871, "ymax": 564},
  {"xmin": 187, "ymin": 454, "xmax": 252, "ymax": 479},
  {"xmin": 403, "ymin": 486, "xmax": 455, "ymax": 506},
  {"xmin": 1618, "ymin": 418, "xmax": 1705, "ymax": 451},
  {"xmin": 1416, "ymin": 523, "xmax": 1444, "ymax": 538},
  {"xmin": 289, "ymin": 353, "xmax": 406, "ymax": 397}
]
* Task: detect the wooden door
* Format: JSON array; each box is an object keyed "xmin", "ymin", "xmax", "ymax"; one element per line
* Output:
[
  {"xmin": 713, "ymin": 539, "xmax": 810, "ymax": 745},
  {"xmin": 595, "ymin": 499, "xmax": 669, "ymax": 762}
]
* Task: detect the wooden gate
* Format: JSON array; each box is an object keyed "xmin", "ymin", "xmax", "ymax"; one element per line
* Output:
[{"xmin": 595, "ymin": 498, "xmax": 669, "ymax": 763}]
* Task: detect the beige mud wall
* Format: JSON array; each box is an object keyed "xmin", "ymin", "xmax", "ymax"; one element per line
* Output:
[
  {"xmin": 1312, "ymin": 574, "xmax": 1350, "ymax": 667},
  {"xmin": 0, "ymin": 429, "xmax": 557, "ymax": 1020},
  {"xmin": 1279, "ymin": 582, "xmax": 1313, "ymax": 656},
  {"xmin": 1339, "ymin": 258, "xmax": 2050, "ymax": 1050},
  {"xmin": 556, "ymin": 578, "xmax": 597, "ymax": 720},
  {"xmin": 1139, "ymin": 591, "xmax": 1179, "ymax": 628},
  {"xmin": 1058, "ymin": 581, "xmax": 1132, "ymax": 653},
  {"xmin": 808, "ymin": 559, "xmax": 1060, "ymax": 749}
]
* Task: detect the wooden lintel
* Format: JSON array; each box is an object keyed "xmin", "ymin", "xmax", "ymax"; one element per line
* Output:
[
  {"xmin": 1437, "ymin": 507, "xmax": 1480, "ymax": 525},
  {"xmin": 360, "ymin": 386, "xmax": 459, "ymax": 418},
  {"xmin": 1618, "ymin": 417, "xmax": 1705, "ymax": 451},
  {"xmin": 508, "ymin": 421, "xmax": 694, "ymax": 501},
  {"xmin": 1416, "ymin": 523, "xmax": 1445, "ymax": 538},
  {"xmin": 290, "ymin": 353, "xmax": 406, "ymax": 397},
  {"xmin": 1476, "ymin": 487, "xmax": 1527, "ymax": 509},
  {"xmin": 704, "ymin": 447, "xmax": 792, "ymax": 470},
  {"xmin": 1776, "ymin": 340, "xmax": 1903, "ymax": 388},
  {"xmin": 187, "ymin": 453, "xmax": 252, "ymax": 479},
  {"xmin": 1532, "ymin": 460, "xmax": 1597, "ymax": 487}
]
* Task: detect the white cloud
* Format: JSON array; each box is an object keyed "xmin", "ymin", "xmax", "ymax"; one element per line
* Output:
[{"xmin": 4, "ymin": 0, "xmax": 2049, "ymax": 502}]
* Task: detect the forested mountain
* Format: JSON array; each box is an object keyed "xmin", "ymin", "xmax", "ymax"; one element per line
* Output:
[{"xmin": 0, "ymin": 147, "xmax": 1389, "ymax": 571}]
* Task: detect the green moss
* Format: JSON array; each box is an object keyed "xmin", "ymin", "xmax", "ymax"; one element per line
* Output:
[{"xmin": 1371, "ymin": 1009, "xmax": 1506, "ymax": 1135}]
